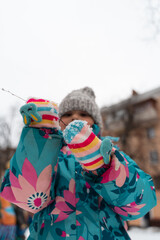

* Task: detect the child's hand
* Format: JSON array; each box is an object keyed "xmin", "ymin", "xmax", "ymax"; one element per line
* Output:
[
  {"xmin": 20, "ymin": 98, "xmax": 60, "ymax": 129},
  {"xmin": 100, "ymin": 138, "xmax": 114, "ymax": 164},
  {"xmin": 63, "ymin": 120, "xmax": 113, "ymax": 170}
]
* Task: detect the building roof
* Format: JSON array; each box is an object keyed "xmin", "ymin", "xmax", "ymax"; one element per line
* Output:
[{"xmin": 101, "ymin": 86, "xmax": 160, "ymax": 113}]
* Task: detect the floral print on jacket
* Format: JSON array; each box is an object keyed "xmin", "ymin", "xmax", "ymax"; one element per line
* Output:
[{"xmin": 0, "ymin": 125, "xmax": 157, "ymax": 240}]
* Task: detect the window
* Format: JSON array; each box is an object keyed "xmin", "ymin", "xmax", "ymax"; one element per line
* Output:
[
  {"xmin": 105, "ymin": 115, "xmax": 113, "ymax": 125},
  {"xmin": 150, "ymin": 151, "xmax": 158, "ymax": 164},
  {"xmin": 147, "ymin": 127, "xmax": 155, "ymax": 139}
]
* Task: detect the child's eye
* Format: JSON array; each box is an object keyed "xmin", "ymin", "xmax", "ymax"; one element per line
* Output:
[
  {"xmin": 80, "ymin": 113, "xmax": 89, "ymax": 117},
  {"xmin": 63, "ymin": 113, "xmax": 72, "ymax": 117}
]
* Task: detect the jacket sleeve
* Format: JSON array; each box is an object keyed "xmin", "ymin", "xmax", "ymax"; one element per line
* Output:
[
  {"xmin": 82, "ymin": 149, "xmax": 157, "ymax": 221},
  {"xmin": 0, "ymin": 127, "xmax": 63, "ymax": 214}
]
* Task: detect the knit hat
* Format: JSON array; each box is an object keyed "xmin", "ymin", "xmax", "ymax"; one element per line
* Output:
[{"xmin": 59, "ymin": 87, "xmax": 103, "ymax": 130}]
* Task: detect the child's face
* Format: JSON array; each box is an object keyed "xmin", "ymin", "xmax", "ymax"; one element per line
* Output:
[{"xmin": 59, "ymin": 110, "xmax": 94, "ymax": 131}]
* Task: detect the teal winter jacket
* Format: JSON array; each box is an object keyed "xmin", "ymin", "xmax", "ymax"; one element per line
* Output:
[{"xmin": 0, "ymin": 125, "xmax": 157, "ymax": 240}]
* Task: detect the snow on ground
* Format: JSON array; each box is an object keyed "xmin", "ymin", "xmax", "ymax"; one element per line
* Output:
[
  {"xmin": 25, "ymin": 228, "xmax": 29, "ymax": 239},
  {"xmin": 128, "ymin": 227, "xmax": 160, "ymax": 240},
  {"xmin": 25, "ymin": 227, "xmax": 160, "ymax": 239}
]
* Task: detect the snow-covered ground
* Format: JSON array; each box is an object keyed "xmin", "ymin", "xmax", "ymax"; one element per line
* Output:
[
  {"xmin": 128, "ymin": 227, "xmax": 160, "ymax": 240},
  {"xmin": 25, "ymin": 227, "xmax": 160, "ymax": 239}
]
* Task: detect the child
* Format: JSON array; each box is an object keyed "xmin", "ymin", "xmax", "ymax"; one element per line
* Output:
[
  {"xmin": 0, "ymin": 166, "xmax": 16, "ymax": 240},
  {"xmin": 0, "ymin": 87, "xmax": 157, "ymax": 240},
  {"xmin": 0, "ymin": 196, "xmax": 17, "ymax": 240}
]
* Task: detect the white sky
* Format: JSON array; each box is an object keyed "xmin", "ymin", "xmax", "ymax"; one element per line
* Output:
[{"xmin": 1, "ymin": 0, "xmax": 160, "ymax": 118}]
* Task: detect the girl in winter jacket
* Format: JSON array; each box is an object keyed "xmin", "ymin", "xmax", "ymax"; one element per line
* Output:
[{"xmin": 0, "ymin": 87, "xmax": 157, "ymax": 240}]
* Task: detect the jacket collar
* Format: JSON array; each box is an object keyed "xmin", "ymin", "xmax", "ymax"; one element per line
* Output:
[{"xmin": 92, "ymin": 124, "xmax": 101, "ymax": 138}]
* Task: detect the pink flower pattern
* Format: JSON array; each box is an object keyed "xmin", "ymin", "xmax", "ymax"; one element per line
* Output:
[
  {"xmin": 113, "ymin": 201, "xmax": 146, "ymax": 217},
  {"xmin": 51, "ymin": 178, "xmax": 81, "ymax": 222},
  {"xmin": 101, "ymin": 153, "xmax": 129, "ymax": 187},
  {"xmin": 1, "ymin": 158, "xmax": 52, "ymax": 213},
  {"xmin": 61, "ymin": 146, "xmax": 72, "ymax": 155}
]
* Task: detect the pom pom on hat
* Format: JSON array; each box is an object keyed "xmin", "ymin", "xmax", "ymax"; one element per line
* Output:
[{"xmin": 59, "ymin": 87, "xmax": 103, "ymax": 130}]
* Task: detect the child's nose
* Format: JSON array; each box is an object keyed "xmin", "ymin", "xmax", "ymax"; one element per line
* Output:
[{"xmin": 72, "ymin": 113, "xmax": 80, "ymax": 121}]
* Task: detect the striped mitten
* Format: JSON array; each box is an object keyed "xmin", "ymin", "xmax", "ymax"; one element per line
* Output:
[
  {"xmin": 63, "ymin": 120, "xmax": 112, "ymax": 171},
  {"xmin": 20, "ymin": 98, "xmax": 60, "ymax": 129}
]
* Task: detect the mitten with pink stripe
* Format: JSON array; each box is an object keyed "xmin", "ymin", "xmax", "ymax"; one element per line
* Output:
[
  {"xmin": 63, "ymin": 120, "xmax": 113, "ymax": 171},
  {"xmin": 20, "ymin": 98, "xmax": 60, "ymax": 129}
]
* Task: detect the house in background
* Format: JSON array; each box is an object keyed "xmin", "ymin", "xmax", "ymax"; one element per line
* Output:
[
  {"xmin": 101, "ymin": 86, "xmax": 160, "ymax": 226},
  {"xmin": 0, "ymin": 148, "xmax": 15, "ymax": 177}
]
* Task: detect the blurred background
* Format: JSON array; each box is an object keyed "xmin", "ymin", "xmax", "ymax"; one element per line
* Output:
[{"xmin": 1, "ymin": 0, "xmax": 160, "ymax": 239}]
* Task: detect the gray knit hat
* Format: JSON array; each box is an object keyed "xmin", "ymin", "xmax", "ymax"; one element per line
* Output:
[{"xmin": 59, "ymin": 87, "xmax": 103, "ymax": 130}]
